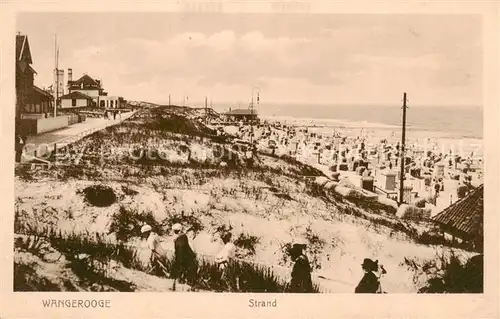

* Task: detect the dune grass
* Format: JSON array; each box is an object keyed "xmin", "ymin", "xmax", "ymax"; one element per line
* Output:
[{"xmin": 15, "ymin": 224, "xmax": 320, "ymax": 293}]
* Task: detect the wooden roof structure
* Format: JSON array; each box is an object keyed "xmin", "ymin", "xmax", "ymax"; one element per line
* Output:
[
  {"xmin": 59, "ymin": 91, "xmax": 93, "ymax": 100},
  {"xmin": 16, "ymin": 34, "xmax": 32, "ymax": 64},
  {"xmin": 432, "ymin": 184, "xmax": 483, "ymax": 239},
  {"xmin": 68, "ymin": 74, "xmax": 102, "ymax": 89}
]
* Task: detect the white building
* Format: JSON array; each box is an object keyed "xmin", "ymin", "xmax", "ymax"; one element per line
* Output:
[
  {"xmin": 67, "ymin": 71, "xmax": 105, "ymax": 107},
  {"xmin": 99, "ymin": 96, "xmax": 124, "ymax": 109},
  {"xmin": 59, "ymin": 91, "xmax": 92, "ymax": 109},
  {"xmin": 66, "ymin": 69, "xmax": 125, "ymax": 109}
]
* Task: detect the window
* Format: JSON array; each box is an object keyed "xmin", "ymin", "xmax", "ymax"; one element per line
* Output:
[{"xmin": 72, "ymin": 99, "xmax": 77, "ymax": 107}]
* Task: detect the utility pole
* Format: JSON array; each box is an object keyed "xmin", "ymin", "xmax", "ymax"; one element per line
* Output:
[
  {"xmin": 250, "ymin": 93, "xmax": 254, "ymax": 145},
  {"xmin": 399, "ymin": 92, "xmax": 408, "ymax": 205},
  {"xmin": 168, "ymin": 94, "xmax": 171, "ymax": 106},
  {"xmin": 205, "ymin": 96, "xmax": 208, "ymax": 125},
  {"xmin": 249, "ymin": 86, "xmax": 260, "ymax": 146}
]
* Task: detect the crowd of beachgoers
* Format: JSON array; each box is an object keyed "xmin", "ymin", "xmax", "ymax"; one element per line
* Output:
[{"xmin": 214, "ymin": 118, "xmax": 483, "ymax": 215}]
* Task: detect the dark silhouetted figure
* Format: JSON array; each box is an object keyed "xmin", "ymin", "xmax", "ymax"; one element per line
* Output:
[
  {"xmin": 434, "ymin": 182, "xmax": 441, "ymax": 196},
  {"xmin": 171, "ymin": 223, "xmax": 198, "ymax": 285},
  {"xmin": 15, "ymin": 133, "xmax": 24, "ymax": 163},
  {"xmin": 355, "ymin": 258, "xmax": 382, "ymax": 293},
  {"xmin": 288, "ymin": 243, "xmax": 314, "ymax": 293}
]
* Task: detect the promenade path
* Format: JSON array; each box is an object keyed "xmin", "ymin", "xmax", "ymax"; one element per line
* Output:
[{"xmin": 22, "ymin": 111, "xmax": 136, "ymax": 162}]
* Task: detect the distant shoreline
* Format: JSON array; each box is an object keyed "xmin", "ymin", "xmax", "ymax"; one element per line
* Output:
[
  {"xmin": 259, "ymin": 115, "xmax": 483, "ymax": 141},
  {"xmin": 213, "ymin": 103, "xmax": 483, "ymax": 139}
]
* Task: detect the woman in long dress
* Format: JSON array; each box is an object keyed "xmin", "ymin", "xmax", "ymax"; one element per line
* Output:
[
  {"xmin": 171, "ymin": 223, "xmax": 198, "ymax": 285},
  {"xmin": 215, "ymin": 232, "xmax": 236, "ymax": 291},
  {"xmin": 288, "ymin": 243, "xmax": 313, "ymax": 293}
]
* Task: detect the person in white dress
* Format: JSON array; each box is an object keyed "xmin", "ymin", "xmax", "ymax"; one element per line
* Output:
[
  {"xmin": 215, "ymin": 232, "xmax": 236, "ymax": 290},
  {"xmin": 141, "ymin": 224, "xmax": 167, "ymax": 275}
]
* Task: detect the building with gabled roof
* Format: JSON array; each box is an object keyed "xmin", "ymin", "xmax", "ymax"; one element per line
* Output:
[
  {"xmin": 16, "ymin": 34, "xmax": 32, "ymax": 65},
  {"xmin": 432, "ymin": 184, "xmax": 483, "ymax": 252},
  {"xmin": 60, "ymin": 91, "xmax": 93, "ymax": 109},
  {"xmin": 65, "ymin": 71, "xmax": 127, "ymax": 109},
  {"xmin": 67, "ymin": 73, "xmax": 105, "ymax": 107},
  {"xmin": 16, "ymin": 33, "xmax": 54, "ymax": 119}
]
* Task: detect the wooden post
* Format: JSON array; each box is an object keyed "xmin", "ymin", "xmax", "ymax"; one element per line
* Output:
[
  {"xmin": 250, "ymin": 95, "xmax": 254, "ymax": 146},
  {"xmin": 399, "ymin": 92, "xmax": 408, "ymax": 206}
]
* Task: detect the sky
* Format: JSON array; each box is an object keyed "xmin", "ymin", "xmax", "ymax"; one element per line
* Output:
[{"xmin": 17, "ymin": 13, "xmax": 482, "ymax": 107}]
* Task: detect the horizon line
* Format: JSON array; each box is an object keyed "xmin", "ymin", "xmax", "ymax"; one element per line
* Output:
[{"xmin": 139, "ymin": 100, "xmax": 482, "ymax": 109}]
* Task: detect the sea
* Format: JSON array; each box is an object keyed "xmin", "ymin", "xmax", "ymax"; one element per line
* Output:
[
  {"xmin": 210, "ymin": 103, "xmax": 483, "ymax": 157},
  {"xmin": 213, "ymin": 103, "xmax": 483, "ymax": 139}
]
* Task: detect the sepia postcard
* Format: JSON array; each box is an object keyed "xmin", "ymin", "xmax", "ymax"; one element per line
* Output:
[{"xmin": 0, "ymin": 1, "xmax": 498, "ymax": 318}]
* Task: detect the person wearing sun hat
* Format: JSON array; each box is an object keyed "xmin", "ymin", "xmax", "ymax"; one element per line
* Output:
[
  {"xmin": 355, "ymin": 258, "xmax": 382, "ymax": 293},
  {"xmin": 287, "ymin": 238, "xmax": 313, "ymax": 293},
  {"xmin": 141, "ymin": 224, "xmax": 166, "ymax": 275}
]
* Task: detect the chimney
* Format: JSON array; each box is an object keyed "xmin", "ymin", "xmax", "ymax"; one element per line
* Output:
[{"xmin": 68, "ymin": 68, "xmax": 72, "ymax": 82}]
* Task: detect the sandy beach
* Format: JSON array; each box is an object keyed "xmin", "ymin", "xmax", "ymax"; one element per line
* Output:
[{"xmin": 219, "ymin": 114, "xmax": 483, "ymax": 216}]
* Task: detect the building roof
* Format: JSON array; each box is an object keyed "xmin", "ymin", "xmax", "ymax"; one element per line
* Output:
[
  {"xmin": 225, "ymin": 108, "xmax": 258, "ymax": 116},
  {"xmin": 32, "ymin": 86, "xmax": 53, "ymax": 98},
  {"xmin": 16, "ymin": 34, "xmax": 32, "ymax": 64},
  {"xmin": 28, "ymin": 65, "xmax": 37, "ymax": 75},
  {"xmin": 60, "ymin": 91, "xmax": 93, "ymax": 100},
  {"xmin": 432, "ymin": 184, "xmax": 483, "ymax": 238},
  {"xmin": 68, "ymin": 74, "xmax": 101, "ymax": 88}
]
